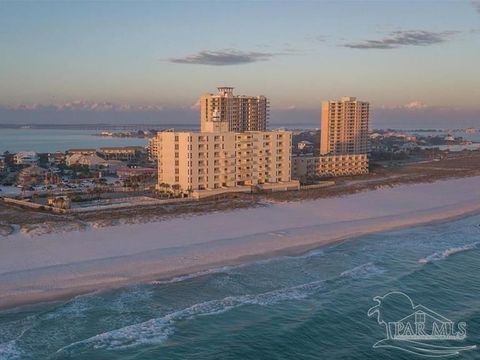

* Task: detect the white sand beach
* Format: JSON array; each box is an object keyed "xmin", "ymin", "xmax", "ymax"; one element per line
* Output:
[{"xmin": 1, "ymin": 176, "xmax": 480, "ymax": 309}]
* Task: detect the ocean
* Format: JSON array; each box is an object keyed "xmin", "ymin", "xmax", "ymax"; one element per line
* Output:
[{"xmin": 1, "ymin": 214, "xmax": 479, "ymax": 359}]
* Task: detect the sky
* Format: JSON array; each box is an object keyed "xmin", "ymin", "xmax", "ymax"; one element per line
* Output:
[{"xmin": 0, "ymin": 0, "xmax": 479, "ymax": 128}]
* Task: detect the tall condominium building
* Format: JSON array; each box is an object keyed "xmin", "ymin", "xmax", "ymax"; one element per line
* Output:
[
  {"xmin": 200, "ymin": 87, "xmax": 269, "ymax": 133},
  {"xmin": 293, "ymin": 96, "xmax": 370, "ymax": 179},
  {"xmin": 320, "ymin": 96, "xmax": 370, "ymax": 155},
  {"xmin": 156, "ymin": 128, "xmax": 298, "ymax": 198},
  {"xmin": 147, "ymin": 136, "xmax": 160, "ymax": 161}
]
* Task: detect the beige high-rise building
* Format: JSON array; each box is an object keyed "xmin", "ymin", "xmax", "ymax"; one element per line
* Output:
[
  {"xmin": 320, "ymin": 96, "xmax": 370, "ymax": 155},
  {"xmin": 156, "ymin": 128, "xmax": 298, "ymax": 198},
  {"xmin": 200, "ymin": 87, "xmax": 269, "ymax": 133},
  {"xmin": 293, "ymin": 96, "xmax": 370, "ymax": 179},
  {"xmin": 147, "ymin": 136, "xmax": 160, "ymax": 161}
]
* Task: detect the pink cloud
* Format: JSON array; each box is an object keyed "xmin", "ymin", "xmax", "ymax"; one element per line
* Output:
[{"xmin": 379, "ymin": 101, "xmax": 429, "ymax": 110}]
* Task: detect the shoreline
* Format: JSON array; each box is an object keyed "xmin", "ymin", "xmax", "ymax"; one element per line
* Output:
[{"xmin": 1, "ymin": 176, "xmax": 480, "ymax": 310}]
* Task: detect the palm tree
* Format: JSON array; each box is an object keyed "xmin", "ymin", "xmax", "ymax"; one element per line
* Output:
[
  {"xmin": 157, "ymin": 182, "xmax": 169, "ymax": 195},
  {"xmin": 171, "ymin": 184, "xmax": 180, "ymax": 196}
]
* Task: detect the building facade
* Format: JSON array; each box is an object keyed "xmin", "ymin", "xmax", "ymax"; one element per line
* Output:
[
  {"xmin": 318, "ymin": 96, "xmax": 370, "ymax": 176},
  {"xmin": 317, "ymin": 154, "xmax": 369, "ymax": 176},
  {"xmin": 99, "ymin": 146, "xmax": 143, "ymax": 160},
  {"xmin": 0, "ymin": 155, "xmax": 5, "ymax": 172},
  {"xmin": 156, "ymin": 130, "xmax": 298, "ymax": 198},
  {"xmin": 148, "ymin": 136, "xmax": 159, "ymax": 161},
  {"xmin": 67, "ymin": 149, "xmax": 97, "ymax": 156},
  {"xmin": 320, "ymin": 96, "xmax": 369, "ymax": 155},
  {"xmin": 200, "ymin": 87, "xmax": 269, "ymax": 133},
  {"xmin": 13, "ymin": 151, "xmax": 39, "ymax": 165},
  {"xmin": 292, "ymin": 153, "xmax": 369, "ymax": 181}
]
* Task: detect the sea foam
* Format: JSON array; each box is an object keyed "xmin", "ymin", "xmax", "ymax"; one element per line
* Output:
[
  {"xmin": 56, "ymin": 278, "xmax": 326, "ymax": 354},
  {"xmin": 418, "ymin": 242, "xmax": 480, "ymax": 264}
]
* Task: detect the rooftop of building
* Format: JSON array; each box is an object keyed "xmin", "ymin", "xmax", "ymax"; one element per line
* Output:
[{"xmin": 14, "ymin": 151, "xmax": 38, "ymax": 157}]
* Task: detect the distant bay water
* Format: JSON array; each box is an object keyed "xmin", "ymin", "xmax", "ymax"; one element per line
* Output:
[
  {"xmin": 0, "ymin": 128, "xmax": 152, "ymax": 153},
  {"xmin": 0, "ymin": 124, "xmax": 318, "ymax": 153},
  {"xmin": 0, "ymin": 125, "xmax": 479, "ymax": 153}
]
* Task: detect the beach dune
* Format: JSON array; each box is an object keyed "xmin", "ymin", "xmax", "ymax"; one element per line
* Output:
[{"xmin": 1, "ymin": 176, "xmax": 479, "ymax": 309}]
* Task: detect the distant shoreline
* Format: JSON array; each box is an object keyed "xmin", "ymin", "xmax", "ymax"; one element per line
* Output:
[
  {"xmin": 1, "ymin": 176, "xmax": 480, "ymax": 310},
  {"xmin": 1, "ymin": 123, "xmax": 476, "ymax": 131}
]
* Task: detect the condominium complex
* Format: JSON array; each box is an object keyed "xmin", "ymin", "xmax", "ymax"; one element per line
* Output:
[
  {"xmin": 153, "ymin": 87, "xmax": 299, "ymax": 198},
  {"xmin": 200, "ymin": 87, "xmax": 269, "ymax": 133},
  {"xmin": 156, "ymin": 129, "xmax": 297, "ymax": 198},
  {"xmin": 317, "ymin": 154, "xmax": 369, "ymax": 176},
  {"xmin": 320, "ymin": 96, "xmax": 369, "ymax": 155},
  {"xmin": 292, "ymin": 96, "xmax": 370, "ymax": 180},
  {"xmin": 292, "ymin": 153, "xmax": 368, "ymax": 180},
  {"xmin": 319, "ymin": 96, "xmax": 370, "ymax": 176},
  {"xmin": 156, "ymin": 89, "xmax": 369, "ymax": 196}
]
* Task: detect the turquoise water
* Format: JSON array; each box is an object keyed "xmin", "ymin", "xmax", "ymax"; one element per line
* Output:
[
  {"xmin": 0, "ymin": 129, "xmax": 148, "ymax": 153},
  {"xmin": 1, "ymin": 215, "xmax": 480, "ymax": 359}
]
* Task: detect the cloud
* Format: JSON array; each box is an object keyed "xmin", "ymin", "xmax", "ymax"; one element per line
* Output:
[
  {"xmin": 169, "ymin": 49, "xmax": 276, "ymax": 66},
  {"xmin": 343, "ymin": 30, "xmax": 457, "ymax": 49},
  {"xmin": 8, "ymin": 100, "xmax": 164, "ymax": 112},
  {"xmin": 403, "ymin": 101, "xmax": 428, "ymax": 110},
  {"xmin": 380, "ymin": 101, "xmax": 429, "ymax": 110}
]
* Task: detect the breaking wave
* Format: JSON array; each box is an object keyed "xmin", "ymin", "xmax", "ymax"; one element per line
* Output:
[
  {"xmin": 418, "ymin": 242, "xmax": 480, "ymax": 264},
  {"xmin": 56, "ymin": 278, "xmax": 326, "ymax": 354}
]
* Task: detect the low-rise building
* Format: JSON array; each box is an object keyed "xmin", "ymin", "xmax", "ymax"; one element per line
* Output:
[
  {"xmin": 67, "ymin": 149, "xmax": 97, "ymax": 156},
  {"xmin": 17, "ymin": 165, "xmax": 47, "ymax": 186},
  {"xmin": 66, "ymin": 153, "xmax": 107, "ymax": 168},
  {"xmin": 48, "ymin": 151, "xmax": 66, "ymax": 164},
  {"xmin": 13, "ymin": 151, "xmax": 39, "ymax": 165},
  {"xmin": 297, "ymin": 140, "xmax": 314, "ymax": 151},
  {"xmin": 156, "ymin": 129, "xmax": 298, "ymax": 198},
  {"xmin": 117, "ymin": 166, "xmax": 156, "ymax": 180},
  {"xmin": 317, "ymin": 154, "xmax": 368, "ymax": 177},
  {"xmin": 99, "ymin": 146, "xmax": 144, "ymax": 160},
  {"xmin": 292, "ymin": 154, "xmax": 369, "ymax": 180}
]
